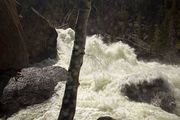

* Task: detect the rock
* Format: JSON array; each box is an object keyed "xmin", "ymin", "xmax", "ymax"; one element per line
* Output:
[
  {"xmin": 97, "ymin": 116, "xmax": 116, "ymax": 120},
  {"xmin": 121, "ymin": 78, "xmax": 176, "ymax": 113},
  {"xmin": 0, "ymin": 0, "xmax": 28, "ymax": 70},
  {"xmin": 0, "ymin": 70, "xmax": 19, "ymax": 97},
  {"xmin": 17, "ymin": 0, "xmax": 65, "ymax": 27},
  {"xmin": 21, "ymin": 8, "xmax": 57, "ymax": 64},
  {"xmin": 0, "ymin": 66, "xmax": 69, "ymax": 117}
]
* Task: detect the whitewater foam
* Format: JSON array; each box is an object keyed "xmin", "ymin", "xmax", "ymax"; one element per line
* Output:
[{"xmin": 6, "ymin": 28, "xmax": 180, "ymax": 120}]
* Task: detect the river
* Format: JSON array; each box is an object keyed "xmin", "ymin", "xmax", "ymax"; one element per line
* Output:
[{"xmin": 7, "ymin": 28, "xmax": 180, "ymax": 120}]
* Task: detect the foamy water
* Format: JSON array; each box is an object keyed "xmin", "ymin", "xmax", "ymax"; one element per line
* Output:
[{"xmin": 7, "ymin": 28, "xmax": 180, "ymax": 120}]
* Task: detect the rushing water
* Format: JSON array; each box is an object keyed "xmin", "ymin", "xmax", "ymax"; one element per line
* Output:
[{"xmin": 7, "ymin": 28, "xmax": 180, "ymax": 120}]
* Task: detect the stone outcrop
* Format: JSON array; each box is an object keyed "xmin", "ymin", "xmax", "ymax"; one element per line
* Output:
[
  {"xmin": 0, "ymin": 0, "xmax": 57, "ymax": 68},
  {"xmin": 0, "ymin": 66, "xmax": 68, "ymax": 117},
  {"xmin": 121, "ymin": 78, "xmax": 176, "ymax": 113},
  {"xmin": 17, "ymin": 0, "xmax": 65, "ymax": 27},
  {"xmin": 21, "ymin": 8, "xmax": 57, "ymax": 64},
  {"xmin": 0, "ymin": 0, "xmax": 28, "ymax": 70}
]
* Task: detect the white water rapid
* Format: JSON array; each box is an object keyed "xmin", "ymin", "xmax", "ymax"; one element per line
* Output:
[{"xmin": 7, "ymin": 28, "xmax": 180, "ymax": 120}]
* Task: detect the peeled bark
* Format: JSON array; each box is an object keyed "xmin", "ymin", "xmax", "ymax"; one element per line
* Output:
[{"xmin": 58, "ymin": 0, "xmax": 91, "ymax": 120}]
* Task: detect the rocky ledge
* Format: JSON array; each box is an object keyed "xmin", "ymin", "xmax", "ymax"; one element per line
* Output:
[
  {"xmin": 0, "ymin": 66, "xmax": 68, "ymax": 117},
  {"xmin": 121, "ymin": 78, "xmax": 176, "ymax": 113}
]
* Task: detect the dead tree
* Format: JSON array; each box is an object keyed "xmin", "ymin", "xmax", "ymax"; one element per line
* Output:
[{"xmin": 58, "ymin": 0, "xmax": 91, "ymax": 120}]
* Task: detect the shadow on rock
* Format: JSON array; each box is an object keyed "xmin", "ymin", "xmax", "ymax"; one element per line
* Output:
[
  {"xmin": 97, "ymin": 116, "xmax": 116, "ymax": 120},
  {"xmin": 121, "ymin": 78, "xmax": 176, "ymax": 113},
  {"xmin": 0, "ymin": 66, "xmax": 69, "ymax": 117}
]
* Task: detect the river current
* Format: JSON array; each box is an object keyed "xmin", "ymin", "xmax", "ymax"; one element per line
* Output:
[{"xmin": 7, "ymin": 28, "xmax": 180, "ymax": 120}]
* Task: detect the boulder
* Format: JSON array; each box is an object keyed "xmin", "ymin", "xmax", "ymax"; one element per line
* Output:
[
  {"xmin": 17, "ymin": 0, "xmax": 79, "ymax": 28},
  {"xmin": 0, "ymin": 0, "xmax": 28, "ymax": 70},
  {"xmin": 21, "ymin": 8, "xmax": 57, "ymax": 63},
  {"xmin": 97, "ymin": 116, "xmax": 116, "ymax": 120},
  {"xmin": 0, "ymin": 69, "xmax": 19, "ymax": 98},
  {"xmin": 0, "ymin": 66, "xmax": 69, "ymax": 117},
  {"xmin": 121, "ymin": 78, "xmax": 176, "ymax": 113}
]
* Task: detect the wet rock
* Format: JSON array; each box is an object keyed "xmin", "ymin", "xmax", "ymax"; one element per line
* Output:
[
  {"xmin": 97, "ymin": 116, "xmax": 116, "ymax": 120},
  {"xmin": 22, "ymin": 8, "xmax": 57, "ymax": 64},
  {"xmin": 121, "ymin": 78, "xmax": 176, "ymax": 113},
  {"xmin": 0, "ymin": 0, "xmax": 28, "ymax": 70},
  {"xmin": 0, "ymin": 69, "xmax": 19, "ymax": 97},
  {"xmin": 0, "ymin": 66, "xmax": 68, "ymax": 117}
]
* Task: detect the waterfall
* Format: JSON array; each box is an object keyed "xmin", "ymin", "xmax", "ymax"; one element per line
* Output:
[{"xmin": 7, "ymin": 28, "xmax": 180, "ymax": 120}]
